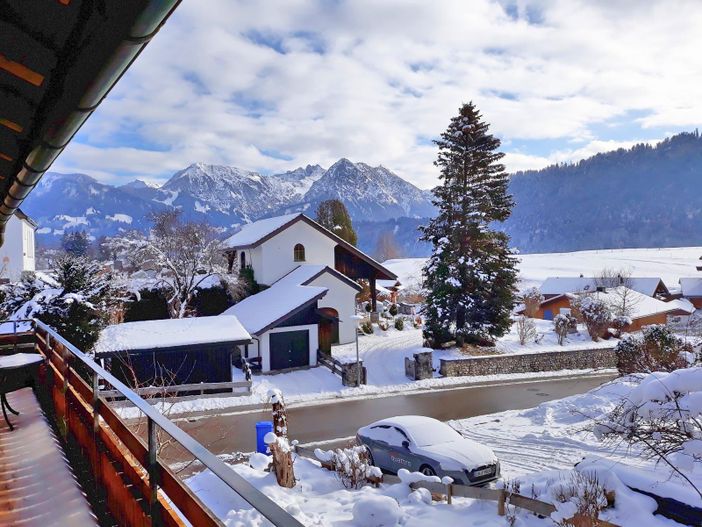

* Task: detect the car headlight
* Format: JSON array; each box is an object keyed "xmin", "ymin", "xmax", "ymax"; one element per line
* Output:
[{"xmin": 439, "ymin": 461, "xmax": 463, "ymax": 472}]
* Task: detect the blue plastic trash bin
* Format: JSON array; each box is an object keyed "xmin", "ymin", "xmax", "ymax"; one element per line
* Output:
[{"xmin": 256, "ymin": 421, "xmax": 274, "ymax": 454}]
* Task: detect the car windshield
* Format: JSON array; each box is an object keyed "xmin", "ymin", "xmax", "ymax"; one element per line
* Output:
[
  {"xmin": 365, "ymin": 425, "xmax": 409, "ymax": 445},
  {"xmin": 405, "ymin": 421, "xmax": 462, "ymax": 447}
]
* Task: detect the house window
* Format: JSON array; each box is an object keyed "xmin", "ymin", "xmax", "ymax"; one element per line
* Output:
[
  {"xmin": 240, "ymin": 251, "xmax": 246, "ymax": 270},
  {"xmin": 293, "ymin": 243, "xmax": 306, "ymax": 262}
]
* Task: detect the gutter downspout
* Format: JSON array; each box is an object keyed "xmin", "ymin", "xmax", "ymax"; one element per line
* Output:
[{"xmin": 0, "ymin": 1, "xmax": 181, "ymax": 246}]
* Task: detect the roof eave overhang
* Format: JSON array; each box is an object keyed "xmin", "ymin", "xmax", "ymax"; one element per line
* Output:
[
  {"xmin": 0, "ymin": 1, "xmax": 182, "ymax": 246},
  {"xmin": 251, "ymin": 290, "xmax": 327, "ymax": 336}
]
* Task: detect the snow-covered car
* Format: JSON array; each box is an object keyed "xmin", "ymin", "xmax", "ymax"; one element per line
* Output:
[{"xmin": 356, "ymin": 415, "xmax": 500, "ymax": 485}]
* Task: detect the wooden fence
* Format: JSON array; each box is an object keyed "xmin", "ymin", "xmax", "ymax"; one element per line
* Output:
[
  {"xmin": 317, "ymin": 353, "xmax": 345, "ymax": 377},
  {"xmin": 101, "ymin": 380, "xmax": 252, "ymax": 401},
  {"xmin": 317, "ymin": 352, "xmax": 366, "ymax": 385},
  {"xmin": 3, "ymin": 321, "xmax": 303, "ymax": 527},
  {"xmin": 295, "ymin": 445, "xmax": 619, "ymax": 526}
]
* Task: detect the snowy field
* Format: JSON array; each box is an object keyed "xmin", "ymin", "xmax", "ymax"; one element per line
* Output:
[
  {"xmin": 185, "ymin": 373, "xmax": 700, "ymax": 526},
  {"xmin": 384, "ymin": 245, "xmax": 702, "ymax": 293}
]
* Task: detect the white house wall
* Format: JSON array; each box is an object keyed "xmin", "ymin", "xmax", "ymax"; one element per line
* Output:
[
  {"xmin": 259, "ymin": 324, "xmax": 318, "ymax": 373},
  {"xmin": 0, "ymin": 215, "xmax": 34, "ymax": 281},
  {"xmin": 309, "ymin": 272, "xmax": 359, "ymax": 345},
  {"xmin": 257, "ymin": 221, "xmax": 336, "ymax": 286},
  {"xmin": 238, "ymin": 245, "xmax": 263, "ymax": 280},
  {"xmin": 22, "ymin": 220, "xmax": 35, "ymax": 273}
]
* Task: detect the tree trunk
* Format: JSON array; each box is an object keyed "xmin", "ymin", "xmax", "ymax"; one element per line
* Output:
[{"xmin": 269, "ymin": 396, "xmax": 295, "ymax": 488}]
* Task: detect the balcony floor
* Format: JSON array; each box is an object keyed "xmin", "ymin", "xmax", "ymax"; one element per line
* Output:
[{"xmin": 0, "ymin": 388, "xmax": 98, "ymax": 526}]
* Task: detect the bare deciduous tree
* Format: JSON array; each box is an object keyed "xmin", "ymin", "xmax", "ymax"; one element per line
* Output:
[
  {"xmin": 109, "ymin": 210, "xmax": 245, "ymax": 318},
  {"xmin": 553, "ymin": 314, "xmax": 570, "ymax": 345},
  {"xmin": 374, "ymin": 230, "xmax": 401, "ymax": 262},
  {"xmin": 593, "ymin": 367, "xmax": 702, "ymax": 500},
  {"xmin": 522, "ymin": 287, "xmax": 544, "ymax": 318},
  {"xmin": 596, "ymin": 267, "xmax": 641, "ymax": 318},
  {"xmin": 516, "ymin": 315, "xmax": 537, "ymax": 345}
]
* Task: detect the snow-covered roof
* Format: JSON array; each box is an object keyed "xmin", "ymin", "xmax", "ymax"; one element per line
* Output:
[
  {"xmin": 274, "ymin": 264, "xmax": 327, "ymax": 287},
  {"xmin": 222, "ymin": 213, "xmax": 301, "ymax": 249},
  {"xmin": 679, "ymin": 277, "xmax": 702, "ymax": 297},
  {"xmin": 665, "ymin": 297, "xmax": 695, "ymax": 314},
  {"xmin": 223, "ymin": 268, "xmax": 328, "ymax": 335},
  {"xmin": 15, "ymin": 208, "xmax": 38, "ymax": 228},
  {"xmin": 592, "ymin": 287, "xmax": 693, "ymax": 318},
  {"xmin": 540, "ymin": 276, "xmax": 666, "ymax": 297},
  {"xmin": 93, "ymin": 315, "xmax": 251, "ymax": 355},
  {"xmin": 222, "ymin": 213, "xmax": 397, "ymax": 281},
  {"xmin": 276, "ymin": 264, "xmax": 362, "ymax": 291},
  {"xmin": 377, "ymin": 279, "xmax": 400, "ymax": 291}
]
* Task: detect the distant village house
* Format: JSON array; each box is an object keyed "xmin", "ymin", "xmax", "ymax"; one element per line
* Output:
[{"xmin": 0, "ymin": 209, "xmax": 36, "ymax": 282}]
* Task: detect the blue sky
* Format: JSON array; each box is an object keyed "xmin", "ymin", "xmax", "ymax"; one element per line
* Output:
[{"xmin": 53, "ymin": 0, "xmax": 702, "ymax": 189}]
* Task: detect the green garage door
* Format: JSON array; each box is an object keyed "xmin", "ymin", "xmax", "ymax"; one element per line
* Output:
[{"xmin": 270, "ymin": 330, "xmax": 309, "ymax": 370}]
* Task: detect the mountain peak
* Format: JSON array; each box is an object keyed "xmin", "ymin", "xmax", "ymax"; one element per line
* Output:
[{"xmin": 120, "ymin": 179, "xmax": 160, "ymax": 190}]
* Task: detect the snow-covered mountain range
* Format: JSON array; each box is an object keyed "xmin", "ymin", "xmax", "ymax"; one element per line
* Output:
[{"xmin": 25, "ymin": 158, "xmax": 435, "ymax": 246}]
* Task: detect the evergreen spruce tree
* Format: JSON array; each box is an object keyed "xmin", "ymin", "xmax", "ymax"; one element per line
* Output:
[
  {"xmin": 420, "ymin": 102, "xmax": 518, "ymax": 347},
  {"xmin": 62, "ymin": 230, "xmax": 90, "ymax": 257},
  {"xmin": 315, "ymin": 199, "xmax": 358, "ymax": 246}
]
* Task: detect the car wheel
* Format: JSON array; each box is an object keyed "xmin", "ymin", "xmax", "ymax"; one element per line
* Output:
[{"xmin": 419, "ymin": 465, "xmax": 436, "ymax": 477}]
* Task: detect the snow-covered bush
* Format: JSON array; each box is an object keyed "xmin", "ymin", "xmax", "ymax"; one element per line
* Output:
[
  {"xmin": 1, "ymin": 256, "xmax": 113, "ymax": 350},
  {"xmin": 615, "ymin": 324, "xmax": 692, "ymax": 374},
  {"xmin": 571, "ymin": 295, "xmax": 612, "ymax": 341},
  {"xmin": 522, "ymin": 287, "xmax": 544, "ymax": 318},
  {"xmin": 314, "ymin": 443, "xmax": 382, "ymax": 489},
  {"xmin": 549, "ymin": 472, "xmax": 609, "ymax": 526},
  {"xmin": 351, "ymin": 495, "xmax": 400, "ymax": 527},
  {"xmin": 248, "ymin": 452, "xmax": 271, "ymax": 471},
  {"xmin": 378, "ymin": 319, "xmax": 389, "ymax": 331},
  {"xmin": 389, "ymin": 303, "xmax": 398, "ymax": 317},
  {"xmin": 394, "ymin": 317, "xmax": 404, "ymax": 331},
  {"xmin": 610, "ymin": 315, "xmax": 632, "ymax": 338},
  {"xmin": 0, "ymin": 272, "xmax": 47, "ymax": 320},
  {"xmin": 553, "ymin": 314, "xmax": 570, "ymax": 346},
  {"xmin": 593, "ymin": 367, "xmax": 702, "ymax": 500},
  {"xmin": 361, "ymin": 320, "xmax": 373, "ymax": 335},
  {"xmin": 123, "ymin": 287, "xmax": 170, "ymax": 322},
  {"xmin": 516, "ymin": 315, "xmax": 537, "ymax": 345}
]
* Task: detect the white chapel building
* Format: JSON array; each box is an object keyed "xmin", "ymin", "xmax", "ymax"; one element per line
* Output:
[
  {"xmin": 0, "ymin": 209, "xmax": 36, "ymax": 282},
  {"xmin": 222, "ymin": 213, "xmax": 397, "ymax": 372}
]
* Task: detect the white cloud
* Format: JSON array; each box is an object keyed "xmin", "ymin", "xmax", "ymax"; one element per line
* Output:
[{"xmin": 53, "ymin": 0, "xmax": 702, "ymax": 188}]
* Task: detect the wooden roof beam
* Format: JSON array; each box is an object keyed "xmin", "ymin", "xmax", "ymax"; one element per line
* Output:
[
  {"xmin": 0, "ymin": 118, "xmax": 23, "ymax": 134},
  {"xmin": 0, "ymin": 54, "xmax": 45, "ymax": 87}
]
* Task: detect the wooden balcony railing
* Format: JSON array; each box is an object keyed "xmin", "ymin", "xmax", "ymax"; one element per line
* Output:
[{"xmin": 4, "ymin": 319, "xmax": 303, "ymax": 527}]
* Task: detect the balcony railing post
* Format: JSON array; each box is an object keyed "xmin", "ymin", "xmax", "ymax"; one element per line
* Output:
[
  {"xmin": 91, "ymin": 370, "xmax": 105, "ymax": 506},
  {"xmin": 60, "ymin": 342, "xmax": 70, "ymax": 438},
  {"xmin": 148, "ymin": 417, "xmax": 162, "ymax": 526},
  {"xmin": 92, "ymin": 371, "xmax": 100, "ymax": 433}
]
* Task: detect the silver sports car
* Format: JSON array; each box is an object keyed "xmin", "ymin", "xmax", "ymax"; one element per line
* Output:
[{"xmin": 357, "ymin": 415, "xmax": 500, "ymax": 485}]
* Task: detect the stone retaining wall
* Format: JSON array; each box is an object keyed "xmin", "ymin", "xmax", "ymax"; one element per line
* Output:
[{"xmin": 439, "ymin": 347, "xmax": 617, "ymax": 377}]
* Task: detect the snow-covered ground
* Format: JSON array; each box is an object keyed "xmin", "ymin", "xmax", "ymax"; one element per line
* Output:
[
  {"xmin": 118, "ymin": 327, "xmax": 615, "ymax": 418},
  {"xmin": 471, "ymin": 318, "xmax": 617, "ymax": 356},
  {"xmin": 384, "ymin": 246, "xmax": 702, "ymax": 293},
  {"xmin": 185, "ymin": 373, "xmax": 700, "ymax": 526}
]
